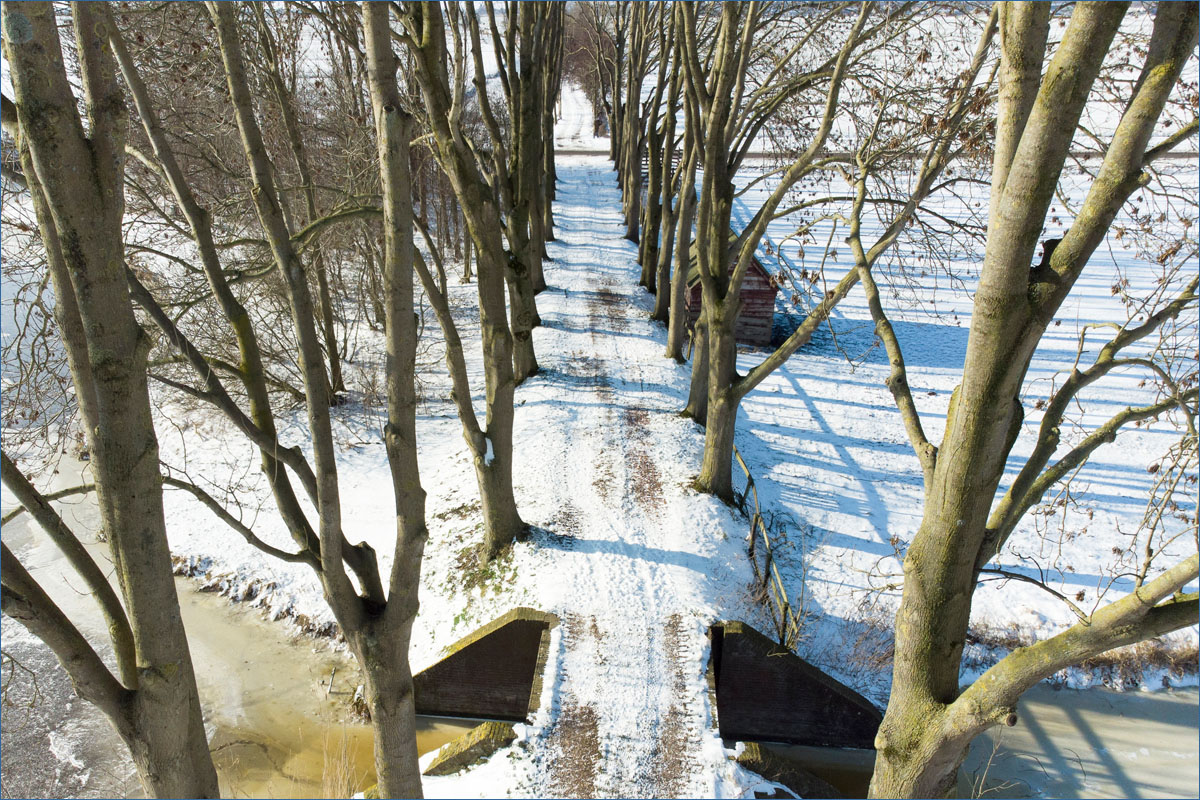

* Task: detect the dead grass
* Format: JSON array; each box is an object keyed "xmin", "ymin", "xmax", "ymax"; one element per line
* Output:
[
  {"xmin": 628, "ymin": 450, "xmax": 664, "ymax": 509},
  {"xmin": 591, "ymin": 283, "xmax": 629, "ymax": 333},
  {"xmin": 542, "ymin": 615, "xmax": 605, "ymax": 797},
  {"xmin": 550, "ymin": 503, "xmax": 581, "ymax": 538},
  {"xmin": 622, "ymin": 406, "xmax": 664, "ymax": 509},
  {"xmin": 450, "ymin": 541, "xmax": 517, "ymax": 597},
  {"xmin": 592, "ymin": 460, "xmax": 616, "ymax": 502},
  {"xmin": 1077, "ymin": 639, "xmax": 1198, "ymax": 685},
  {"xmin": 431, "ymin": 500, "xmax": 481, "ymax": 522},
  {"xmin": 322, "ymin": 729, "xmax": 368, "ymax": 799}
]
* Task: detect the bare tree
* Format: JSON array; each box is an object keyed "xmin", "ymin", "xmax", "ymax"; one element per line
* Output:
[
  {"xmin": 562, "ymin": 2, "xmax": 617, "ymax": 141},
  {"xmin": 869, "ymin": 3, "xmax": 1199, "ymax": 795},
  {"xmin": 189, "ymin": 3, "xmax": 432, "ymax": 794},
  {"xmin": 395, "ymin": 0, "xmax": 529, "ymax": 561},
  {"xmin": 1, "ymin": 3, "xmax": 219, "ymax": 794},
  {"xmin": 251, "ymin": 2, "xmax": 347, "ymax": 397},
  {"xmin": 678, "ymin": 1, "xmax": 929, "ymax": 500}
]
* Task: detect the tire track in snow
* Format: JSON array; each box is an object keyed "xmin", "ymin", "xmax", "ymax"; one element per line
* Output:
[{"xmin": 527, "ymin": 159, "xmax": 708, "ymax": 798}]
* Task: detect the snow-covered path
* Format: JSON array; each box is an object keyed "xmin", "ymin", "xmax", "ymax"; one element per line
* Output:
[
  {"xmin": 514, "ymin": 158, "xmax": 737, "ymax": 798},
  {"xmin": 420, "ymin": 156, "xmax": 762, "ymax": 798}
]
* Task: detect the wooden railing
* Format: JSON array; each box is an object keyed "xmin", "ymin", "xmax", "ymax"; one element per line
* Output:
[{"xmin": 733, "ymin": 445, "xmax": 802, "ymax": 651}]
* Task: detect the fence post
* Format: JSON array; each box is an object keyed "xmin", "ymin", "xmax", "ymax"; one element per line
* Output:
[{"xmin": 734, "ymin": 445, "xmax": 805, "ymax": 652}]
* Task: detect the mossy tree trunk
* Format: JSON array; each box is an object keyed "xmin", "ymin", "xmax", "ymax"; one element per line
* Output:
[
  {"xmin": 869, "ymin": 4, "xmax": 1199, "ymax": 796},
  {"xmin": 638, "ymin": 8, "xmax": 673, "ymax": 291},
  {"xmin": 540, "ymin": 3, "xmax": 564, "ymax": 243},
  {"xmin": 2, "ymin": 4, "xmax": 219, "ymax": 795},
  {"xmin": 360, "ymin": 5, "xmax": 430, "ymax": 794},
  {"xmin": 619, "ymin": 2, "xmax": 653, "ymax": 243},
  {"xmin": 505, "ymin": 1, "xmax": 547, "ymax": 378},
  {"xmin": 665, "ymin": 134, "xmax": 698, "ymax": 361},
  {"xmin": 651, "ymin": 36, "xmax": 685, "ymax": 324}
]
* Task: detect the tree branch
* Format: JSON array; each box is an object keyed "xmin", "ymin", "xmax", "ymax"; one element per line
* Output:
[
  {"xmin": 1, "ymin": 544, "xmax": 130, "ymax": 718},
  {"xmin": 0, "ymin": 454, "xmax": 136, "ymax": 688},
  {"xmin": 954, "ymin": 553, "xmax": 1198, "ymax": 734},
  {"xmin": 161, "ymin": 474, "xmax": 317, "ymax": 567}
]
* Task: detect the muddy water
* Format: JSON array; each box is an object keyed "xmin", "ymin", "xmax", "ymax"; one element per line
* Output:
[
  {"xmin": 1, "ymin": 477, "xmax": 477, "ymax": 798},
  {"xmin": 766, "ymin": 684, "xmax": 1198, "ymax": 798},
  {"xmin": 179, "ymin": 586, "xmax": 477, "ymax": 798}
]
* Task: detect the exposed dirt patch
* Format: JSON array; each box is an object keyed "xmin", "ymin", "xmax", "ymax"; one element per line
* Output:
[
  {"xmin": 548, "ymin": 503, "xmax": 582, "ymax": 542},
  {"xmin": 628, "ymin": 451, "xmax": 664, "ymax": 508},
  {"xmin": 587, "ymin": 279, "xmax": 630, "ymax": 336},
  {"xmin": 534, "ymin": 504, "xmax": 582, "ymax": 550},
  {"xmin": 621, "ymin": 406, "xmax": 664, "ymax": 509},
  {"xmin": 573, "ymin": 355, "xmax": 611, "ymax": 392},
  {"xmin": 649, "ymin": 613, "xmax": 698, "ymax": 798},
  {"xmin": 568, "ymin": 355, "xmax": 620, "ymax": 504},
  {"xmin": 592, "ymin": 461, "xmax": 616, "ymax": 503},
  {"xmin": 544, "ymin": 613, "xmax": 605, "ymax": 797},
  {"xmin": 623, "ymin": 406, "xmax": 649, "ymax": 427},
  {"xmin": 596, "ymin": 288, "xmax": 629, "ymax": 329},
  {"xmin": 577, "ymin": 356, "xmax": 619, "ymax": 503},
  {"xmin": 546, "ymin": 702, "xmax": 602, "ymax": 798},
  {"xmin": 431, "ymin": 500, "xmax": 481, "ymax": 522}
]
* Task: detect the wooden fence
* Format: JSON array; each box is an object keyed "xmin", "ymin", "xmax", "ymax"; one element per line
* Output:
[{"xmin": 733, "ymin": 445, "xmax": 803, "ymax": 651}]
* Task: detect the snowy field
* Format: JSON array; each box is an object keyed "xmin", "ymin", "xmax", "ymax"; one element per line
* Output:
[{"xmin": 728, "ymin": 157, "xmax": 1198, "ymax": 699}]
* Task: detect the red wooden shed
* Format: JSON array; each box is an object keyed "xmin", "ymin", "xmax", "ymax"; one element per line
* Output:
[{"xmin": 686, "ymin": 231, "xmax": 779, "ymax": 347}]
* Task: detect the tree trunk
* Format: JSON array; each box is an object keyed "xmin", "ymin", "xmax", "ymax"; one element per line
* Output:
[
  {"xmin": 507, "ymin": 252, "xmax": 541, "ymax": 383},
  {"xmin": 651, "ymin": 77, "xmax": 683, "ymax": 322},
  {"xmin": 356, "ymin": 642, "xmax": 422, "ymax": 799},
  {"xmin": 694, "ymin": 307, "xmax": 739, "ymax": 501},
  {"xmin": 314, "ymin": 247, "xmax": 345, "ymax": 395},
  {"xmin": 520, "ymin": 57, "xmax": 547, "ymax": 296},
  {"xmin": 117, "ymin": 689, "xmax": 221, "ymax": 799},
  {"xmin": 540, "ymin": 12, "xmax": 559, "ymax": 244},
  {"xmin": 476, "ymin": 455, "xmax": 525, "ymax": 563},
  {"xmin": 395, "ymin": 3, "xmax": 528, "ymax": 563},
  {"xmin": 109, "ymin": 14, "xmax": 324, "ymax": 563},
  {"xmin": 869, "ymin": 705, "xmax": 972, "ymax": 798},
  {"xmin": 871, "ymin": 4, "xmax": 1199, "ymax": 795},
  {"xmin": 665, "ymin": 145, "xmax": 697, "ymax": 358},
  {"xmin": 638, "ymin": 125, "xmax": 663, "ymax": 290},
  {"xmin": 4, "ymin": 5, "xmax": 219, "ymax": 795},
  {"xmin": 474, "ymin": 231, "xmax": 527, "ymax": 557},
  {"xmin": 682, "ymin": 310, "xmax": 709, "ymax": 422}
]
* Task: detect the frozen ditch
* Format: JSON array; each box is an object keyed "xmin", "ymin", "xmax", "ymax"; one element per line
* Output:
[
  {"xmin": 0, "ymin": 466, "xmax": 481, "ymax": 798},
  {"xmin": 755, "ymin": 684, "xmax": 1199, "ymax": 799}
]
